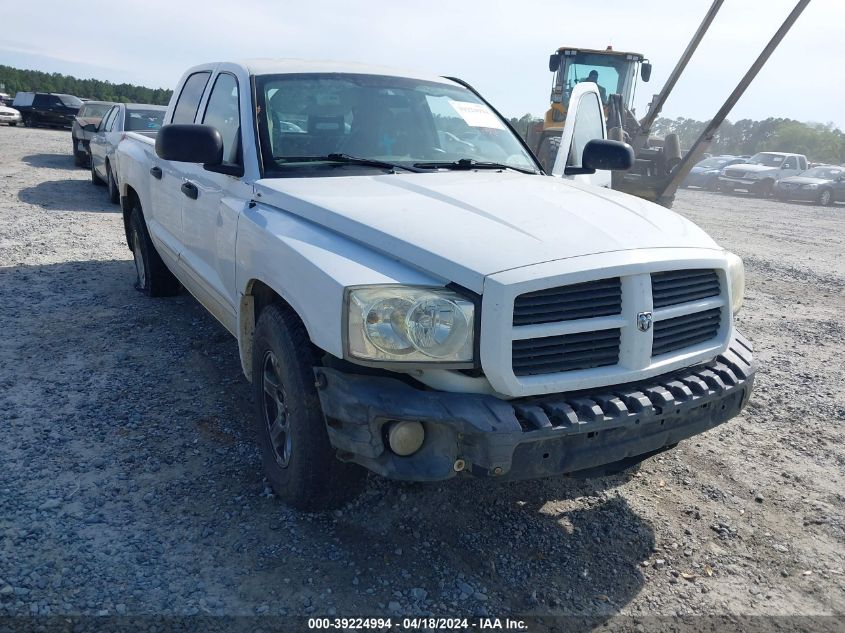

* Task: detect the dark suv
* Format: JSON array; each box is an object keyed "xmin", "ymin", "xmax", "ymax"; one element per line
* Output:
[{"xmin": 12, "ymin": 92, "xmax": 84, "ymax": 128}]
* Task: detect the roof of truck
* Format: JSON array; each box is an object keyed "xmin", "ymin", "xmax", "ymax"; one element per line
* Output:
[{"xmin": 237, "ymin": 59, "xmax": 455, "ymax": 84}]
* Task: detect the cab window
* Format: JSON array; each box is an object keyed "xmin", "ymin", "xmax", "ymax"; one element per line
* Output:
[
  {"xmin": 100, "ymin": 107, "xmax": 118, "ymax": 132},
  {"xmin": 783, "ymin": 157, "xmax": 797, "ymax": 170},
  {"xmin": 202, "ymin": 73, "xmax": 241, "ymax": 165},
  {"xmin": 172, "ymin": 72, "xmax": 211, "ymax": 124},
  {"xmin": 567, "ymin": 92, "xmax": 604, "ymax": 167}
]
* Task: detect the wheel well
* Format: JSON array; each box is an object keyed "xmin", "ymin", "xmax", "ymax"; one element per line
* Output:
[
  {"xmin": 121, "ymin": 186, "xmax": 140, "ymax": 250},
  {"xmin": 239, "ymin": 280, "xmax": 313, "ymax": 382}
]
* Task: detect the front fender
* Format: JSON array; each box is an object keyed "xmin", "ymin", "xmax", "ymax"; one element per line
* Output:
[{"xmin": 235, "ymin": 202, "xmax": 444, "ymax": 379}]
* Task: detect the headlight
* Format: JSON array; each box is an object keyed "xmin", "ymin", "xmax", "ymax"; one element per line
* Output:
[
  {"xmin": 346, "ymin": 286, "xmax": 475, "ymax": 364},
  {"xmin": 704, "ymin": 169, "xmax": 720, "ymax": 175},
  {"xmin": 725, "ymin": 252, "xmax": 745, "ymax": 316}
]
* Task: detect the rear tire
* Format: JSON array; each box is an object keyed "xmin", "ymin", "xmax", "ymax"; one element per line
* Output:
[
  {"xmin": 23, "ymin": 115, "xmax": 34, "ymax": 127},
  {"xmin": 253, "ymin": 304, "xmax": 366, "ymax": 511},
  {"xmin": 128, "ymin": 204, "xmax": 181, "ymax": 297},
  {"xmin": 538, "ymin": 136, "xmax": 561, "ymax": 173}
]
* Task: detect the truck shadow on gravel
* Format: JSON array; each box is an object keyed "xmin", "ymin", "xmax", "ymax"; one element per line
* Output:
[
  {"xmin": 18, "ymin": 179, "xmax": 116, "ymax": 212},
  {"xmin": 1, "ymin": 258, "xmax": 653, "ymax": 624},
  {"xmin": 21, "ymin": 153, "xmax": 78, "ymax": 171}
]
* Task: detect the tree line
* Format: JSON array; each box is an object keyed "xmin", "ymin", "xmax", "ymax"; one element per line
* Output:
[
  {"xmin": 508, "ymin": 113, "xmax": 845, "ymax": 165},
  {"xmin": 0, "ymin": 65, "xmax": 172, "ymax": 105}
]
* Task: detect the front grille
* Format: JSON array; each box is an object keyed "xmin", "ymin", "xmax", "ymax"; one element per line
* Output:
[
  {"xmin": 512, "ymin": 329, "xmax": 621, "ymax": 376},
  {"xmin": 652, "ymin": 308, "xmax": 721, "ymax": 356},
  {"xmin": 723, "ymin": 168, "xmax": 747, "ymax": 178},
  {"xmin": 651, "ymin": 269, "xmax": 720, "ymax": 308},
  {"xmin": 513, "ymin": 277, "xmax": 621, "ymax": 326}
]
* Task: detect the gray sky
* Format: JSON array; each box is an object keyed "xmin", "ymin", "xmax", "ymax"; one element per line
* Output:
[{"xmin": 2, "ymin": 0, "xmax": 842, "ymax": 128}]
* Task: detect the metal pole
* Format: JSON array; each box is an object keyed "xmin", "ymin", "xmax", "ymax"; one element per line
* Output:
[
  {"xmin": 638, "ymin": 0, "xmax": 725, "ymax": 135},
  {"xmin": 656, "ymin": 0, "xmax": 812, "ymax": 206}
]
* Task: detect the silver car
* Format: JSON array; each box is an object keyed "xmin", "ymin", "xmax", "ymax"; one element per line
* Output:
[
  {"xmin": 0, "ymin": 105, "xmax": 22, "ymax": 126},
  {"xmin": 90, "ymin": 103, "xmax": 166, "ymax": 204}
]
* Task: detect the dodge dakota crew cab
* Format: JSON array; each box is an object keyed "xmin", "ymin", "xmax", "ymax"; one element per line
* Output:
[{"xmin": 116, "ymin": 60, "xmax": 755, "ymax": 510}]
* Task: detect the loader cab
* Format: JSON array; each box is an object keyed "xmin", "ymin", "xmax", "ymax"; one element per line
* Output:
[{"xmin": 547, "ymin": 48, "xmax": 648, "ymax": 124}]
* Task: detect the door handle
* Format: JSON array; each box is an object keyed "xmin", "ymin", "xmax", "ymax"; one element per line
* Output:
[
  {"xmin": 181, "ymin": 181, "xmax": 199, "ymax": 199},
  {"xmin": 150, "ymin": 166, "xmax": 162, "ymax": 179}
]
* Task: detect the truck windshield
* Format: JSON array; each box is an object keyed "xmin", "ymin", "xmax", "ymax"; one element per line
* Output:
[
  {"xmin": 697, "ymin": 157, "xmax": 735, "ymax": 169},
  {"xmin": 747, "ymin": 153, "xmax": 784, "ymax": 167},
  {"xmin": 256, "ymin": 73, "xmax": 539, "ymax": 175},
  {"xmin": 58, "ymin": 94, "xmax": 83, "ymax": 108}
]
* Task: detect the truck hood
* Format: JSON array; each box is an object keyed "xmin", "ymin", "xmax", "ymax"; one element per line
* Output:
[
  {"xmin": 731, "ymin": 163, "xmax": 778, "ymax": 175},
  {"xmin": 778, "ymin": 176, "xmax": 830, "ymax": 185},
  {"xmin": 254, "ymin": 171, "xmax": 719, "ymax": 292}
]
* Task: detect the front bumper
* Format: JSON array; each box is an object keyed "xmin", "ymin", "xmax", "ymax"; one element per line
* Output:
[
  {"xmin": 718, "ymin": 176, "xmax": 766, "ymax": 192},
  {"xmin": 0, "ymin": 114, "xmax": 21, "ymax": 124},
  {"xmin": 315, "ymin": 332, "xmax": 756, "ymax": 482}
]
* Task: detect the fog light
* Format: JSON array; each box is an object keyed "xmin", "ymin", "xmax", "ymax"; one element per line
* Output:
[{"xmin": 386, "ymin": 421, "xmax": 425, "ymax": 456}]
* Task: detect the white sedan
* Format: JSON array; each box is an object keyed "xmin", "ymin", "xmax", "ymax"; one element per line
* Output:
[{"xmin": 0, "ymin": 105, "xmax": 22, "ymax": 126}]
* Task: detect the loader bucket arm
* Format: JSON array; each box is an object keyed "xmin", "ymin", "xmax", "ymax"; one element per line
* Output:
[{"xmin": 653, "ymin": 0, "xmax": 811, "ymax": 206}]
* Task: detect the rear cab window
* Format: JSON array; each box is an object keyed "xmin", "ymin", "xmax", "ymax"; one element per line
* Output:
[
  {"xmin": 172, "ymin": 72, "xmax": 212, "ymax": 124},
  {"xmin": 202, "ymin": 73, "xmax": 241, "ymax": 165}
]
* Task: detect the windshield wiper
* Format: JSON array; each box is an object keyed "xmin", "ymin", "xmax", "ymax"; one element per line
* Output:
[
  {"xmin": 274, "ymin": 154, "xmax": 421, "ymax": 173},
  {"xmin": 413, "ymin": 158, "xmax": 536, "ymax": 174}
]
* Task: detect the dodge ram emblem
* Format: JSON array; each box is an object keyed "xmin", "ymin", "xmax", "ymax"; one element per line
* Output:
[{"xmin": 637, "ymin": 311, "xmax": 653, "ymax": 332}]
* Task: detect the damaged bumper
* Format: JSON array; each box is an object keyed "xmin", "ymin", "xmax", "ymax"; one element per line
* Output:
[{"xmin": 315, "ymin": 332, "xmax": 756, "ymax": 482}]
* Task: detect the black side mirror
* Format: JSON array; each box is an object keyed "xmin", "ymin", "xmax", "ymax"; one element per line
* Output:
[
  {"xmin": 583, "ymin": 139, "xmax": 634, "ymax": 171},
  {"xmin": 155, "ymin": 124, "xmax": 223, "ymax": 164},
  {"xmin": 549, "ymin": 53, "xmax": 561, "ymax": 73},
  {"xmin": 641, "ymin": 62, "xmax": 652, "ymax": 82},
  {"xmin": 82, "ymin": 122, "xmax": 98, "ymax": 132}
]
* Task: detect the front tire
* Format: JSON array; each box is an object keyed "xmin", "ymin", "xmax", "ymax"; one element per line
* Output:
[
  {"xmin": 818, "ymin": 189, "xmax": 833, "ymax": 207},
  {"xmin": 128, "ymin": 205, "xmax": 181, "ymax": 297},
  {"xmin": 72, "ymin": 137, "xmax": 85, "ymax": 167},
  {"xmin": 253, "ymin": 304, "xmax": 365, "ymax": 511},
  {"xmin": 91, "ymin": 160, "xmax": 105, "ymax": 186},
  {"xmin": 106, "ymin": 162, "xmax": 119, "ymax": 204},
  {"xmin": 23, "ymin": 115, "xmax": 34, "ymax": 127}
]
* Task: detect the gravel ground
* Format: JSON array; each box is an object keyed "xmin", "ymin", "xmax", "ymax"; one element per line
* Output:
[{"xmin": 0, "ymin": 126, "xmax": 843, "ymax": 630}]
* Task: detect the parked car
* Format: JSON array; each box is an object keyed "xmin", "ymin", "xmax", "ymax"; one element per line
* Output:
[
  {"xmin": 0, "ymin": 105, "xmax": 22, "ymax": 126},
  {"xmin": 116, "ymin": 60, "xmax": 754, "ymax": 510},
  {"xmin": 774, "ymin": 165, "xmax": 845, "ymax": 206},
  {"xmin": 681, "ymin": 155, "xmax": 745, "ymax": 190},
  {"xmin": 717, "ymin": 152, "xmax": 807, "ymax": 196},
  {"xmin": 12, "ymin": 92, "xmax": 84, "ymax": 128},
  {"xmin": 89, "ymin": 103, "xmax": 166, "ymax": 203},
  {"xmin": 71, "ymin": 101, "xmax": 115, "ymax": 166}
]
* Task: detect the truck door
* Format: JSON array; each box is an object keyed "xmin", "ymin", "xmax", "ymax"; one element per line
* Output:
[
  {"xmin": 781, "ymin": 155, "xmax": 800, "ymax": 178},
  {"xmin": 550, "ymin": 82, "xmax": 611, "ymax": 188},
  {"xmin": 177, "ymin": 71, "xmax": 250, "ymax": 332},
  {"xmin": 150, "ymin": 71, "xmax": 213, "ymax": 265}
]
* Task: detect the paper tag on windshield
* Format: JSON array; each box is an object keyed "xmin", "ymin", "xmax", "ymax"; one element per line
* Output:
[{"xmin": 448, "ymin": 100, "xmax": 505, "ymax": 130}]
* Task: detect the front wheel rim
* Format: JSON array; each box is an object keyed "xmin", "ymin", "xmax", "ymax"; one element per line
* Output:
[
  {"xmin": 820, "ymin": 191, "xmax": 831, "ymax": 205},
  {"xmin": 262, "ymin": 350, "xmax": 292, "ymax": 468},
  {"xmin": 132, "ymin": 228, "xmax": 146, "ymax": 289}
]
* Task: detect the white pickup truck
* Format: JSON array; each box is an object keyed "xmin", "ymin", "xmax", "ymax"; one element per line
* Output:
[
  {"xmin": 718, "ymin": 151, "xmax": 808, "ymax": 196},
  {"xmin": 116, "ymin": 60, "xmax": 755, "ymax": 510}
]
